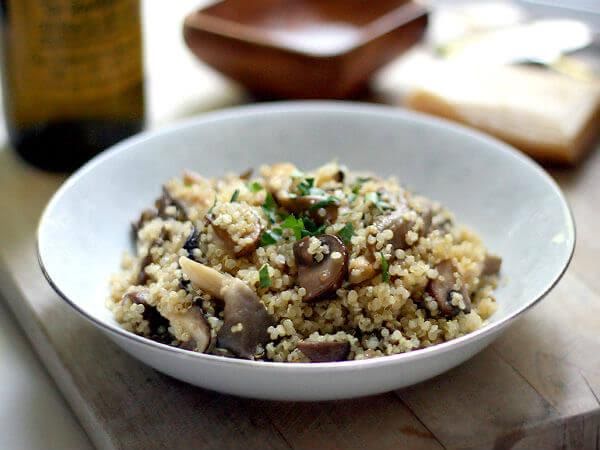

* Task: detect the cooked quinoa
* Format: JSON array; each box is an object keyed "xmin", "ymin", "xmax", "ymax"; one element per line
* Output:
[{"xmin": 108, "ymin": 162, "xmax": 501, "ymax": 362}]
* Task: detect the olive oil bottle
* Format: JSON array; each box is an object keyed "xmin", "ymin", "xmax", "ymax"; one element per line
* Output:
[{"xmin": 0, "ymin": 0, "xmax": 144, "ymax": 172}]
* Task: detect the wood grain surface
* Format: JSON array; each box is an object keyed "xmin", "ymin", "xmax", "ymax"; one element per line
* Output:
[{"xmin": 0, "ymin": 2, "xmax": 599, "ymax": 449}]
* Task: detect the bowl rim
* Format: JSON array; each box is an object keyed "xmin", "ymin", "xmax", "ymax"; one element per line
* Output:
[
  {"xmin": 183, "ymin": 1, "xmax": 428, "ymax": 58},
  {"xmin": 37, "ymin": 101, "xmax": 576, "ymax": 371}
]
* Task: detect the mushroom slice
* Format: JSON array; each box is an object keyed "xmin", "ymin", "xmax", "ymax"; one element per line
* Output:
[
  {"xmin": 348, "ymin": 255, "xmax": 377, "ymax": 285},
  {"xmin": 131, "ymin": 209, "xmax": 158, "ymax": 235},
  {"xmin": 155, "ymin": 186, "xmax": 188, "ymax": 221},
  {"xmin": 293, "ymin": 234, "xmax": 348, "ymax": 302},
  {"xmin": 206, "ymin": 203, "xmax": 262, "ymax": 256},
  {"xmin": 122, "ymin": 289, "xmax": 171, "ymax": 342},
  {"xmin": 179, "ymin": 257, "xmax": 274, "ymax": 359},
  {"xmin": 183, "ymin": 226, "xmax": 200, "ymax": 254},
  {"xmin": 426, "ymin": 260, "xmax": 471, "ymax": 318},
  {"xmin": 136, "ymin": 250, "xmax": 154, "ymax": 285},
  {"xmin": 276, "ymin": 192, "xmax": 339, "ymax": 225},
  {"xmin": 297, "ymin": 341, "xmax": 350, "ymax": 362},
  {"xmin": 218, "ymin": 281, "xmax": 274, "ymax": 359},
  {"xmin": 482, "ymin": 253, "xmax": 502, "ymax": 276},
  {"xmin": 164, "ymin": 306, "xmax": 212, "ymax": 353},
  {"xmin": 373, "ymin": 204, "xmax": 431, "ymax": 251}
]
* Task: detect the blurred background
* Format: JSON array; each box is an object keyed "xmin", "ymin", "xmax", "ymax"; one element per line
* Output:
[{"xmin": 1, "ymin": 0, "xmax": 599, "ymax": 171}]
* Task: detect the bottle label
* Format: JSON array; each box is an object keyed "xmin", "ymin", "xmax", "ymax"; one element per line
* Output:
[{"xmin": 5, "ymin": 0, "xmax": 143, "ymax": 125}]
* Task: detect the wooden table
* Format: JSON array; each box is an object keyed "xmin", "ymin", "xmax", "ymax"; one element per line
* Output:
[{"xmin": 1, "ymin": 2, "xmax": 599, "ymax": 449}]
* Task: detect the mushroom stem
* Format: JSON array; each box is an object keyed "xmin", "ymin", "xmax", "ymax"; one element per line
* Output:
[
  {"xmin": 179, "ymin": 256, "xmax": 226, "ymax": 298},
  {"xmin": 179, "ymin": 256, "xmax": 274, "ymax": 359}
]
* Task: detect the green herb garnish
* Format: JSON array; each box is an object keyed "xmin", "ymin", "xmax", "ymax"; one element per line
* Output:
[
  {"xmin": 281, "ymin": 215, "xmax": 304, "ymax": 240},
  {"xmin": 380, "ymin": 252, "xmax": 390, "ymax": 283},
  {"xmin": 308, "ymin": 195, "xmax": 339, "ymax": 211},
  {"xmin": 260, "ymin": 228, "xmax": 282, "ymax": 246},
  {"xmin": 297, "ymin": 177, "xmax": 315, "ymax": 196},
  {"xmin": 365, "ymin": 192, "xmax": 393, "ymax": 212},
  {"xmin": 262, "ymin": 192, "xmax": 278, "ymax": 223},
  {"xmin": 248, "ymin": 181, "xmax": 263, "ymax": 193},
  {"xmin": 301, "ymin": 216, "xmax": 326, "ymax": 237},
  {"xmin": 259, "ymin": 264, "xmax": 272, "ymax": 288},
  {"xmin": 338, "ymin": 223, "xmax": 354, "ymax": 245},
  {"xmin": 230, "ymin": 189, "xmax": 240, "ymax": 202},
  {"xmin": 207, "ymin": 195, "xmax": 217, "ymax": 214},
  {"xmin": 351, "ymin": 177, "xmax": 372, "ymax": 196}
]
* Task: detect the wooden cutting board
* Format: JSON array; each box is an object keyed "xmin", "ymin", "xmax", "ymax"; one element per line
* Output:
[{"xmin": 1, "ymin": 2, "xmax": 599, "ymax": 449}]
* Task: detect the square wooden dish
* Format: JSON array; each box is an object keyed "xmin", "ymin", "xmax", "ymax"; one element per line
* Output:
[{"xmin": 183, "ymin": 0, "xmax": 428, "ymax": 99}]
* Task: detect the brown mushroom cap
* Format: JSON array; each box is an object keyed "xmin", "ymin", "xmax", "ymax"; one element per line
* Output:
[
  {"xmin": 217, "ymin": 282, "xmax": 274, "ymax": 359},
  {"xmin": 122, "ymin": 289, "xmax": 173, "ymax": 344},
  {"xmin": 155, "ymin": 186, "xmax": 188, "ymax": 221},
  {"xmin": 132, "ymin": 209, "xmax": 158, "ymax": 235},
  {"xmin": 293, "ymin": 234, "xmax": 348, "ymax": 302},
  {"xmin": 426, "ymin": 260, "xmax": 471, "ymax": 318},
  {"xmin": 297, "ymin": 341, "xmax": 350, "ymax": 362},
  {"xmin": 206, "ymin": 207, "xmax": 262, "ymax": 257},
  {"xmin": 374, "ymin": 205, "xmax": 432, "ymax": 251},
  {"xmin": 179, "ymin": 257, "xmax": 274, "ymax": 359},
  {"xmin": 482, "ymin": 254, "xmax": 502, "ymax": 276},
  {"xmin": 167, "ymin": 306, "xmax": 212, "ymax": 353},
  {"xmin": 276, "ymin": 192, "xmax": 339, "ymax": 225}
]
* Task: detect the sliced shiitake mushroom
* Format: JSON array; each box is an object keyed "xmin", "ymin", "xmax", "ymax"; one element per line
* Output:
[
  {"xmin": 348, "ymin": 255, "xmax": 377, "ymax": 285},
  {"xmin": 426, "ymin": 260, "xmax": 471, "ymax": 318},
  {"xmin": 206, "ymin": 205, "xmax": 262, "ymax": 257},
  {"xmin": 218, "ymin": 281, "xmax": 273, "ymax": 359},
  {"xmin": 373, "ymin": 205, "xmax": 432, "ymax": 251},
  {"xmin": 481, "ymin": 254, "xmax": 502, "ymax": 276},
  {"xmin": 122, "ymin": 290, "xmax": 171, "ymax": 344},
  {"xmin": 297, "ymin": 340, "xmax": 350, "ymax": 362},
  {"xmin": 136, "ymin": 230, "xmax": 171, "ymax": 285},
  {"xmin": 179, "ymin": 256, "xmax": 274, "ymax": 359},
  {"xmin": 276, "ymin": 192, "xmax": 339, "ymax": 225},
  {"xmin": 183, "ymin": 226, "xmax": 200, "ymax": 254},
  {"xmin": 136, "ymin": 251, "xmax": 154, "ymax": 285},
  {"xmin": 131, "ymin": 209, "xmax": 158, "ymax": 236},
  {"xmin": 165, "ymin": 306, "xmax": 212, "ymax": 353},
  {"xmin": 239, "ymin": 168, "xmax": 253, "ymax": 180},
  {"xmin": 293, "ymin": 234, "xmax": 348, "ymax": 302},
  {"xmin": 156, "ymin": 186, "xmax": 188, "ymax": 221}
]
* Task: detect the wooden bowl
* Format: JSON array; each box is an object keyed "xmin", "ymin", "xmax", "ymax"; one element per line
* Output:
[{"xmin": 183, "ymin": 0, "xmax": 428, "ymax": 99}]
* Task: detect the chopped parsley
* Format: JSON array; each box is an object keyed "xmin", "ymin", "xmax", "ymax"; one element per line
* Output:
[
  {"xmin": 281, "ymin": 214, "xmax": 304, "ymax": 240},
  {"xmin": 259, "ymin": 264, "xmax": 272, "ymax": 288},
  {"xmin": 301, "ymin": 216, "xmax": 326, "ymax": 237},
  {"xmin": 380, "ymin": 252, "xmax": 390, "ymax": 283},
  {"xmin": 338, "ymin": 223, "xmax": 354, "ymax": 245},
  {"xmin": 207, "ymin": 195, "xmax": 217, "ymax": 214},
  {"xmin": 248, "ymin": 181, "xmax": 263, "ymax": 193},
  {"xmin": 297, "ymin": 177, "xmax": 315, "ymax": 196},
  {"xmin": 295, "ymin": 177, "xmax": 329, "ymax": 198},
  {"xmin": 262, "ymin": 192, "xmax": 278, "ymax": 223},
  {"xmin": 260, "ymin": 228, "xmax": 282, "ymax": 246},
  {"xmin": 351, "ymin": 177, "xmax": 372, "ymax": 195},
  {"xmin": 308, "ymin": 195, "xmax": 339, "ymax": 211},
  {"xmin": 230, "ymin": 189, "xmax": 240, "ymax": 202},
  {"xmin": 365, "ymin": 192, "xmax": 393, "ymax": 212}
]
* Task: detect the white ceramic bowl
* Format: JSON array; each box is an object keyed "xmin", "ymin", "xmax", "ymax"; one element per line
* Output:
[{"xmin": 38, "ymin": 102, "xmax": 575, "ymax": 401}]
